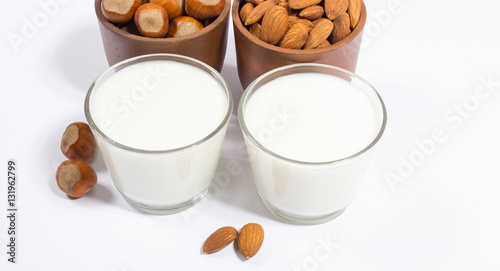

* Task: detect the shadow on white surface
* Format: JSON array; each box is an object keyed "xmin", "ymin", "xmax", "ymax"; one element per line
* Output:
[
  {"xmin": 203, "ymin": 115, "xmax": 278, "ymax": 221},
  {"xmin": 79, "ymin": 183, "xmax": 116, "ymax": 204}
]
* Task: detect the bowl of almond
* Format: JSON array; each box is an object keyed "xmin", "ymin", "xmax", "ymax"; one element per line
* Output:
[
  {"xmin": 95, "ymin": 0, "xmax": 230, "ymax": 71},
  {"xmin": 232, "ymin": 0, "xmax": 366, "ymax": 88}
]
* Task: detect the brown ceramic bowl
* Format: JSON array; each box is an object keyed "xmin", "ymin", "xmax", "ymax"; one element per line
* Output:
[
  {"xmin": 232, "ymin": 0, "xmax": 367, "ymax": 88},
  {"xmin": 95, "ymin": 0, "xmax": 230, "ymax": 72}
]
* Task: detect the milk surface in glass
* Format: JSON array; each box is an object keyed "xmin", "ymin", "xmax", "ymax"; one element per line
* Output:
[
  {"xmin": 242, "ymin": 72, "xmax": 382, "ymax": 219},
  {"xmin": 87, "ymin": 58, "xmax": 230, "ymax": 212}
]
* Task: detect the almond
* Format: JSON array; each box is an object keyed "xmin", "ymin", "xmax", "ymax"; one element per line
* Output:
[
  {"xmin": 324, "ymin": 0, "xmax": 348, "ymax": 20},
  {"xmin": 249, "ymin": 23, "xmax": 262, "ymax": 39},
  {"xmin": 311, "ymin": 17, "xmax": 324, "ymax": 27},
  {"xmin": 304, "ymin": 18, "xmax": 333, "ymax": 49},
  {"xmin": 244, "ymin": 0, "xmax": 277, "ymax": 26},
  {"xmin": 288, "ymin": 16, "xmax": 313, "ymax": 32},
  {"xmin": 298, "ymin": 5, "xmax": 324, "ymax": 21},
  {"xmin": 316, "ymin": 39, "xmax": 331, "ymax": 48},
  {"xmin": 261, "ymin": 5, "xmax": 289, "ymax": 45},
  {"xmin": 348, "ymin": 0, "xmax": 361, "ymax": 29},
  {"xmin": 240, "ymin": 2, "xmax": 254, "ymax": 23},
  {"xmin": 277, "ymin": 0, "xmax": 291, "ymax": 14},
  {"xmin": 330, "ymin": 12, "xmax": 350, "ymax": 44},
  {"xmin": 279, "ymin": 23, "xmax": 309, "ymax": 49},
  {"xmin": 237, "ymin": 223, "xmax": 264, "ymax": 259},
  {"xmin": 203, "ymin": 226, "xmax": 238, "ymax": 254},
  {"xmin": 245, "ymin": 0, "xmax": 266, "ymax": 5},
  {"xmin": 289, "ymin": 0, "xmax": 321, "ymax": 10}
]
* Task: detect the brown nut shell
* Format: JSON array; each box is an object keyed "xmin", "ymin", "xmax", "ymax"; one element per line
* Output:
[
  {"xmin": 167, "ymin": 16, "xmax": 204, "ymax": 37},
  {"xmin": 185, "ymin": 0, "xmax": 225, "ymax": 20},
  {"xmin": 150, "ymin": 0, "xmax": 183, "ymax": 21},
  {"xmin": 101, "ymin": 0, "xmax": 142, "ymax": 24},
  {"xmin": 61, "ymin": 122, "xmax": 97, "ymax": 163},
  {"xmin": 56, "ymin": 159, "xmax": 97, "ymax": 198},
  {"xmin": 134, "ymin": 3, "xmax": 170, "ymax": 38}
]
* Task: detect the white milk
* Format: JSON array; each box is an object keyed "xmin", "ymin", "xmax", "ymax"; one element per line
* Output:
[
  {"xmin": 88, "ymin": 59, "xmax": 230, "ymax": 212},
  {"xmin": 242, "ymin": 72, "xmax": 382, "ymax": 218}
]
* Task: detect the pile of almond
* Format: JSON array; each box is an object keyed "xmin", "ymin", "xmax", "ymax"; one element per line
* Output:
[
  {"xmin": 239, "ymin": 0, "xmax": 361, "ymax": 49},
  {"xmin": 101, "ymin": 0, "xmax": 225, "ymax": 38}
]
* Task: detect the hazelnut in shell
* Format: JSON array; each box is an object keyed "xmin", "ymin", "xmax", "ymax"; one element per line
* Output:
[
  {"xmin": 56, "ymin": 159, "xmax": 97, "ymax": 198},
  {"xmin": 150, "ymin": 0, "xmax": 183, "ymax": 21},
  {"xmin": 61, "ymin": 122, "xmax": 98, "ymax": 163},
  {"xmin": 101, "ymin": 0, "xmax": 142, "ymax": 24},
  {"xmin": 185, "ymin": 0, "xmax": 225, "ymax": 20},
  {"xmin": 167, "ymin": 16, "xmax": 204, "ymax": 37},
  {"xmin": 134, "ymin": 3, "xmax": 170, "ymax": 38}
]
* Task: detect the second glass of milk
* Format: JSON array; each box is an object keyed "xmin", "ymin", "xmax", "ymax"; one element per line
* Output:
[
  {"xmin": 238, "ymin": 64, "xmax": 387, "ymax": 224},
  {"xmin": 85, "ymin": 54, "xmax": 233, "ymax": 214}
]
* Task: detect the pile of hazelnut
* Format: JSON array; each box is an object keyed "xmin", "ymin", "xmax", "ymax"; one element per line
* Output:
[
  {"xmin": 101, "ymin": 0, "xmax": 225, "ymax": 38},
  {"xmin": 56, "ymin": 122, "xmax": 98, "ymax": 198}
]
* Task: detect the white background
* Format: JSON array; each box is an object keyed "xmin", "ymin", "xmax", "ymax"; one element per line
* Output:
[{"xmin": 1, "ymin": 0, "xmax": 500, "ymax": 270}]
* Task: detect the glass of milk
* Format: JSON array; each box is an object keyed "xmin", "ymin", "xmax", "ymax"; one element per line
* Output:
[
  {"xmin": 84, "ymin": 54, "xmax": 233, "ymax": 214},
  {"xmin": 238, "ymin": 64, "xmax": 386, "ymax": 224}
]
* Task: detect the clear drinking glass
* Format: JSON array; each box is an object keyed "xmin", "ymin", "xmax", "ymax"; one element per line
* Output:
[
  {"xmin": 238, "ymin": 64, "xmax": 387, "ymax": 224},
  {"xmin": 85, "ymin": 54, "xmax": 233, "ymax": 214}
]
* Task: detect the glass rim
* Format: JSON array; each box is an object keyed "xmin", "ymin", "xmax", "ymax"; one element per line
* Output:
[
  {"xmin": 84, "ymin": 53, "xmax": 234, "ymax": 154},
  {"xmin": 238, "ymin": 63, "xmax": 387, "ymax": 166}
]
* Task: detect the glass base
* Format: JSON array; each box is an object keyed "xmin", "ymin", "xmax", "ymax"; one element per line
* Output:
[
  {"xmin": 121, "ymin": 189, "xmax": 208, "ymax": 215},
  {"xmin": 262, "ymin": 199, "xmax": 348, "ymax": 225}
]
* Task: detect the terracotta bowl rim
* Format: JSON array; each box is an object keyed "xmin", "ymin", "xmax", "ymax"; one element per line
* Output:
[
  {"xmin": 95, "ymin": 0, "xmax": 231, "ymax": 43},
  {"xmin": 231, "ymin": 0, "xmax": 367, "ymax": 55}
]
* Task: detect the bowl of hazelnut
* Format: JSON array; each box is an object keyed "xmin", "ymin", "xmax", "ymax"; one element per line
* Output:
[
  {"xmin": 232, "ymin": 0, "xmax": 367, "ymax": 88},
  {"xmin": 95, "ymin": 0, "xmax": 230, "ymax": 72}
]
